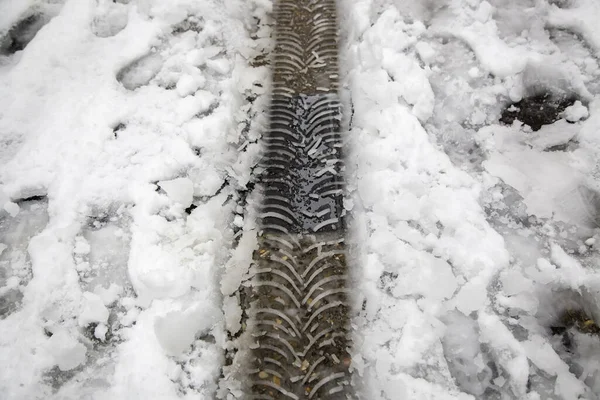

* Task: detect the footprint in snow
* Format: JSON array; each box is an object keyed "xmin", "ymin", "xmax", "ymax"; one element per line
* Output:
[
  {"xmin": 91, "ymin": 2, "xmax": 129, "ymax": 38},
  {"xmin": 44, "ymin": 207, "xmax": 134, "ymax": 393},
  {"xmin": 0, "ymin": 13, "xmax": 52, "ymax": 55},
  {"xmin": 0, "ymin": 196, "xmax": 49, "ymax": 319}
]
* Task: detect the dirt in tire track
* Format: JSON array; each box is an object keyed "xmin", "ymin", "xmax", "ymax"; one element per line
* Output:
[{"xmin": 233, "ymin": 0, "xmax": 355, "ymax": 398}]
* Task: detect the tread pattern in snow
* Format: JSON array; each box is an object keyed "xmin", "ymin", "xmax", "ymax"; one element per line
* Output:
[{"xmin": 241, "ymin": 0, "xmax": 354, "ymax": 398}]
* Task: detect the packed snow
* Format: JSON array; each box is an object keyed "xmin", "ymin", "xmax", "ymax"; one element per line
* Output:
[{"xmin": 1, "ymin": 0, "xmax": 600, "ymax": 399}]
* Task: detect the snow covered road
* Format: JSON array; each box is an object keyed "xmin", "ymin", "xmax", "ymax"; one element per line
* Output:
[{"xmin": 2, "ymin": 0, "xmax": 600, "ymax": 399}]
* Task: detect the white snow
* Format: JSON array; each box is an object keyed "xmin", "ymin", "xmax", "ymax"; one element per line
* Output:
[
  {"xmin": 2, "ymin": 0, "xmax": 600, "ymax": 399},
  {"xmin": 79, "ymin": 291, "xmax": 109, "ymax": 328},
  {"xmin": 154, "ymin": 300, "xmax": 220, "ymax": 356},
  {"xmin": 46, "ymin": 329, "xmax": 88, "ymax": 372},
  {"xmin": 175, "ymin": 74, "xmax": 204, "ymax": 97},
  {"xmin": 93, "ymin": 283, "xmax": 123, "ymax": 306},
  {"xmin": 564, "ymin": 100, "xmax": 589, "ymax": 122},
  {"xmin": 0, "ymin": 0, "xmax": 259, "ymax": 398},
  {"xmin": 341, "ymin": 0, "xmax": 600, "ymax": 398},
  {"xmin": 3, "ymin": 201, "xmax": 19, "ymax": 217},
  {"xmin": 158, "ymin": 177, "xmax": 194, "ymax": 208}
]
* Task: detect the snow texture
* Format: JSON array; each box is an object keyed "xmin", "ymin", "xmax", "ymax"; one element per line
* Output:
[
  {"xmin": 340, "ymin": 0, "xmax": 600, "ymax": 398},
  {"xmin": 2, "ymin": 0, "xmax": 600, "ymax": 399},
  {"xmin": 1, "ymin": 0, "xmax": 262, "ymax": 398}
]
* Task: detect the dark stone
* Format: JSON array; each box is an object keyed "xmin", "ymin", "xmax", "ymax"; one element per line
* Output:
[{"xmin": 500, "ymin": 93, "xmax": 577, "ymax": 131}]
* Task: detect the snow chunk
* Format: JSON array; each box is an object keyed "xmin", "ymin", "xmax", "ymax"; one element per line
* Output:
[
  {"xmin": 47, "ymin": 330, "xmax": 87, "ymax": 371},
  {"xmin": 154, "ymin": 304, "xmax": 220, "ymax": 356},
  {"xmin": 186, "ymin": 46, "xmax": 222, "ymax": 66},
  {"xmin": 188, "ymin": 165, "xmax": 224, "ymax": 197},
  {"xmin": 415, "ymin": 41, "xmax": 436, "ymax": 64},
  {"xmin": 79, "ymin": 291, "xmax": 109, "ymax": 327},
  {"xmin": 175, "ymin": 74, "xmax": 204, "ymax": 97},
  {"xmin": 94, "ymin": 323, "xmax": 108, "ymax": 341},
  {"xmin": 158, "ymin": 177, "xmax": 194, "ymax": 208},
  {"xmin": 500, "ymin": 269, "xmax": 533, "ymax": 296},
  {"xmin": 221, "ymin": 232, "xmax": 256, "ymax": 296},
  {"xmin": 3, "ymin": 201, "xmax": 20, "ymax": 217},
  {"xmin": 223, "ymin": 295, "xmax": 242, "ymax": 334},
  {"xmin": 382, "ymin": 52, "xmax": 434, "ymax": 122},
  {"xmin": 479, "ymin": 313, "xmax": 529, "ymax": 397},
  {"xmin": 93, "ymin": 283, "xmax": 123, "ymax": 306},
  {"xmin": 73, "ymin": 236, "xmax": 91, "ymax": 255},
  {"xmin": 523, "ymin": 334, "xmax": 587, "ymax": 399},
  {"xmin": 475, "ymin": 1, "xmax": 494, "ymax": 23},
  {"xmin": 129, "ymin": 245, "xmax": 193, "ymax": 303},
  {"xmin": 454, "ymin": 279, "xmax": 488, "ymax": 315},
  {"xmin": 154, "ymin": 311, "xmax": 199, "ymax": 355},
  {"xmin": 392, "ymin": 253, "xmax": 458, "ymax": 301},
  {"xmin": 206, "ymin": 58, "xmax": 230, "ymax": 75},
  {"xmin": 527, "ymin": 120, "xmax": 579, "ymax": 150},
  {"xmin": 563, "ymin": 100, "xmax": 589, "ymax": 122}
]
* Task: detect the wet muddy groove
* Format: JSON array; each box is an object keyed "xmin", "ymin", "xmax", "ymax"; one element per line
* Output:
[{"xmin": 243, "ymin": 0, "xmax": 354, "ymax": 398}]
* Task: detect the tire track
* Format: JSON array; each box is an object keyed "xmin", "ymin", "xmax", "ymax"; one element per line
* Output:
[{"xmin": 241, "ymin": 0, "xmax": 354, "ymax": 398}]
